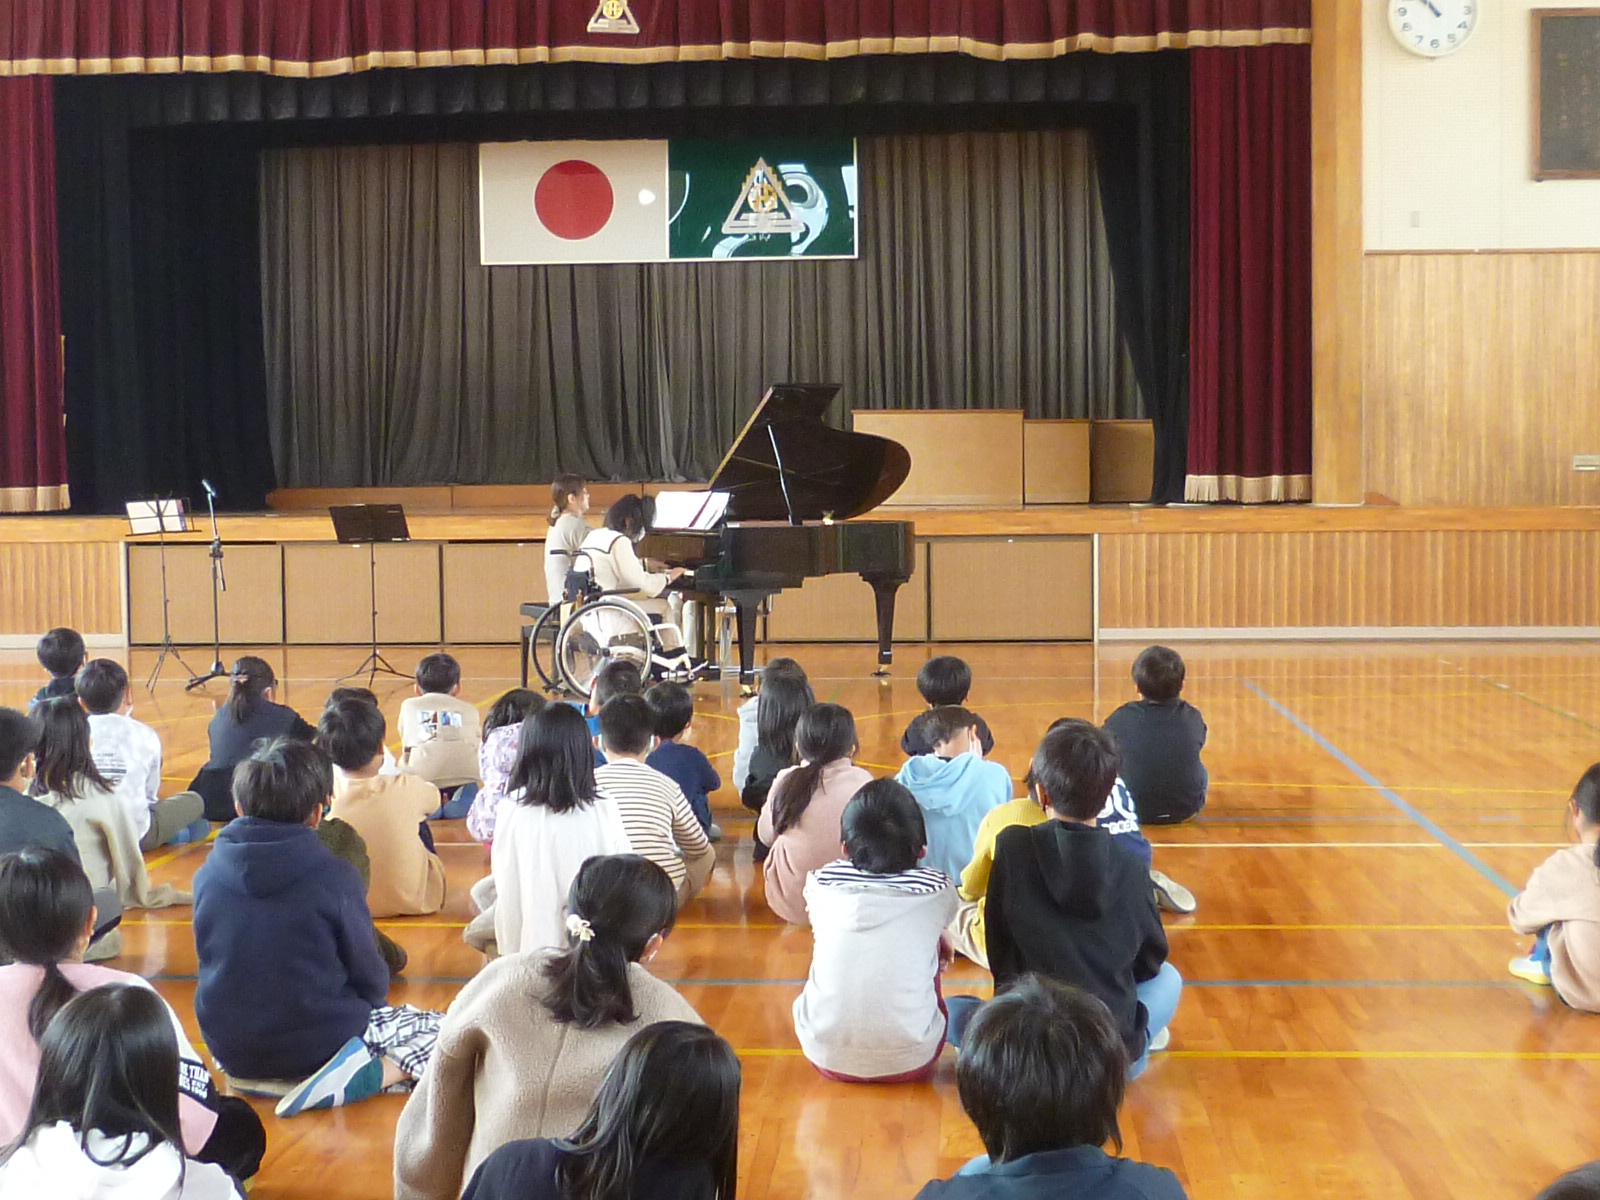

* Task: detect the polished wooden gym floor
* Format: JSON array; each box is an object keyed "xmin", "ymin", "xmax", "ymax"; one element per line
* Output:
[{"xmin": 4, "ymin": 640, "xmax": 1597, "ymax": 1199}]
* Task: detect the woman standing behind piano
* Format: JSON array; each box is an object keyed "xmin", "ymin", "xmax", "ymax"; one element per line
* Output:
[{"xmin": 542, "ymin": 475, "xmax": 593, "ymax": 607}]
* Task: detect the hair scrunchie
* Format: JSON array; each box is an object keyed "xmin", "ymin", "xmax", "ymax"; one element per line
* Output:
[{"xmin": 566, "ymin": 912, "xmax": 596, "ymax": 944}]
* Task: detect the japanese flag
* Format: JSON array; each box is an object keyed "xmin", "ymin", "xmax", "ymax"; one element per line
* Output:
[{"xmin": 479, "ymin": 140, "xmax": 670, "ymax": 265}]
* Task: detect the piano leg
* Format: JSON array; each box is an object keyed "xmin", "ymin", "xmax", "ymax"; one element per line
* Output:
[
  {"xmin": 727, "ymin": 589, "xmax": 772, "ymax": 689},
  {"xmin": 867, "ymin": 577, "xmax": 906, "ymax": 677}
]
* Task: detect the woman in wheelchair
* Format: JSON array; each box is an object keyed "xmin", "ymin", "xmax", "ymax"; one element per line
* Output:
[{"xmin": 566, "ymin": 495, "xmax": 694, "ymax": 689}]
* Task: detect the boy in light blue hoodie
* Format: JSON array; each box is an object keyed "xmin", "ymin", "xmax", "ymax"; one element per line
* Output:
[{"xmin": 895, "ymin": 706, "xmax": 1014, "ymax": 882}]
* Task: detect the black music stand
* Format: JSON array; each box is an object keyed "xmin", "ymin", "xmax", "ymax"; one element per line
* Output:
[
  {"xmin": 125, "ymin": 499, "xmax": 198, "ymax": 691},
  {"xmin": 331, "ymin": 504, "xmax": 412, "ymax": 684}
]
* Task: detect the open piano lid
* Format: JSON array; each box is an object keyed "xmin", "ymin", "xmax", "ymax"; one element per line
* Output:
[{"xmin": 708, "ymin": 384, "xmax": 911, "ymax": 522}]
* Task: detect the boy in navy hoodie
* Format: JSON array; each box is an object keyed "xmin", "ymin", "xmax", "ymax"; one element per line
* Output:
[
  {"xmin": 192, "ymin": 737, "xmax": 442, "ymax": 1117},
  {"xmin": 981, "ymin": 721, "xmax": 1182, "ymax": 1079},
  {"xmin": 895, "ymin": 707, "xmax": 1014, "ymax": 883}
]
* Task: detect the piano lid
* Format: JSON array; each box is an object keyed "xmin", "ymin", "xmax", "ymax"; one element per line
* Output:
[{"xmin": 708, "ymin": 384, "xmax": 911, "ymax": 522}]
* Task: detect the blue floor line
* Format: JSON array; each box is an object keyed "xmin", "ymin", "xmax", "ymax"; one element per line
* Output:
[{"xmin": 1241, "ymin": 679, "xmax": 1518, "ymax": 898}]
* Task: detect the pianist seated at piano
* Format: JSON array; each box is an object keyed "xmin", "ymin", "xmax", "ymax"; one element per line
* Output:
[{"xmin": 576, "ymin": 496, "xmax": 692, "ymax": 664}]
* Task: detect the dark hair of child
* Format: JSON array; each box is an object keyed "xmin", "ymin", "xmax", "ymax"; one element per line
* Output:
[
  {"xmin": 921, "ymin": 706, "xmax": 977, "ymax": 750},
  {"xmin": 840, "ymin": 779, "xmax": 926, "ymax": 875},
  {"xmin": 225, "ymin": 656, "xmax": 277, "ymax": 725},
  {"xmin": 644, "ymin": 682, "xmax": 695, "ymax": 741},
  {"xmin": 415, "ymin": 652, "xmax": 462, "ymax": 695},
  {"xmin": 316, "ymin": 698, "xmax": 387, "ymax": 773},
  {"xmin": 756, "ymin": 663, "xmax": 815, "ymax": 768},
  {"xmin": 540, "ymin": 854, "xmax": 677, "ymax": 1029},
  {"xmin": 75, "ymin": 659, "xmax": 129, "ymax": 716},
  {"xmin": 1131, "ymin": 645, "xmax": 1185, "ymax": 703},
  {"xmin": 555, "ymin": 1020, "xmax": 740, "ymax": 1200},
  {"xmin": 31, "ymin": 699, "xmax": 112, "ymax": 802},
  {"xmin": 550, "ymin": 474, "xmax": 587, "ymax": 525},
  {"xmin": 0, "ymin": 707, "xmax": 39, "ymax": 781},
  {"xmin": 598, "ymin": 696, "xmax": 655, "ymax": 757},
  {"xmin": 0, "ymin": 984, "xmax": 186, "ymax": 1176},
  {"xmin": 602, "ymin": 494, "xmax": 654, "ymax": 538},
  {"xmin": 485, "ymin": 689, "xmax": 544, "ymax": 736},
  {"xmin": 1573, "ymin": 764, "xmax": 1600, "ymax": 874},
  {"xmin": 35, "ymin": 628, "xmax": 85, "ymax": 681},
  {"xmin": 956, "ymin": 974, "xmax": 1126, "ymax": 1164},
  {"xmin": 1535, "ymin": 1161, "xmax": 1600, "ymax": 1200},
  {"xmin": 769, "ymin": 703, "xmax": 858, "ymax": 838},
  {"xmin": 325, "ymin": 685, "xmax": 378, "ymax": 709},
  {"xmin": 593, "ymin": 661, "xmax": 645, "ymax": 710},
  {"xmin": 916, "ymin": 655, "xmax": 973, "ymax": 707},
  {"xmin": 509, "ymin": 704, "xmax": 598, "ymax": 814},
  {"xmin": 0, "ymin": 847, "xmax": 95, "ymax": 1040},
  {"xmin": 232, "ymin": 737, "xmax": 333, "ymax": 825},
  {"xmin": 1029, "ymin": 719, "xmax": 1121, "ymax": 822}
]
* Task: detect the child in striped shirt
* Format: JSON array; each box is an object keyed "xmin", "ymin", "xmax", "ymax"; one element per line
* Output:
[{"xmin": 793, "ymin": 779, "xmax": 958, "ymax": 1083}]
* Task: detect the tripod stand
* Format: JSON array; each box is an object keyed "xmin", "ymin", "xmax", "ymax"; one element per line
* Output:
[
  {"xmin": 330, "ymin": 504, "xmax": 412, "ymax": 685},
  {"xmin": 185, "ymin": 481, "xmax": 230, "ymax": 691},
  {"xmin": 125, "ymin": 498, "xmax": 199, "ymax": 690}
]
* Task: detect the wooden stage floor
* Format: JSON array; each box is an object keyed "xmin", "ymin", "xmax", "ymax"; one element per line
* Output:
[{"xmin": 6, "ymin": 640, "xmax": 1598, "ymax": 1199}]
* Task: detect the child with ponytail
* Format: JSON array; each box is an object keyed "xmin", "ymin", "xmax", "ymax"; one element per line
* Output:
[
  {"xmin": 0, "ymin": 849, "xmax": 264, "ymax": 1184},
  {"xmin": 756, "ymin": 703, "xmax": 872, "ymax": 926},
  {"xmin": 395, "ymin": 855, "xmax": 703, "ymax": 1200},
  {"xmin": 1509, "ymin": 763, "xmax": 1600, "ymax": 1007},
  {"xmin": 544, "ymin": 475, "xmax": 594, "ymax": 606}
]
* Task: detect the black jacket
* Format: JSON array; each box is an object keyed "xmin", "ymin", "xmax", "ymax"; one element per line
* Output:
[
  {"xmin": 900, "ymin": 710, "xmax": 996, "ymax": 758},
  {"xmin": 0, "ymin": 784, "xmax": 79, "ymax": 863},
  {"xmin": 985, "ymin": 820, "xmax": 1167, "ymax": 1060},
  {"xmin": 914, "ymin": 1146, "xmax": 1187, "ymax": 1200},
  {"xmin": 464, "ymin": 1139, "xmax": 714, "ymax": 1200},
  {"xmin": 1103, "ymin": 699, "xmax": 1207, "ymax": 824}
]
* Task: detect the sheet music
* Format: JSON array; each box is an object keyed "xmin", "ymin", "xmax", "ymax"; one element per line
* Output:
[
  {"xmin": 653, "ymin": 490, "xmax": 731, "ymax": 531},
  {"xmin": 126, "ymin": 499, "xmax": 189, "ymax": 535}
]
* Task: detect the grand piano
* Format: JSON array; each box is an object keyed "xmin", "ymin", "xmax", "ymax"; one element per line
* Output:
[{"xmin": 639, "ymin": 383, "xmax": 915, "ymax": 686}]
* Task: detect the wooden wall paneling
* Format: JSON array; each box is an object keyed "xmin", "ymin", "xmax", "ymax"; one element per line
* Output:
[
  {"xmin": 0, "ymin": 542, "xmax": 124, "ymax": 638},
  {"xmin": 127, "ymin": 544, "xmax": 283, "ymax": 645},
  {"xmin": 282, "ymin": 543, "xmax": 442, "ymax": 645},
  {"xmin": 1311, "ymin": 0, "xmax": 1365, "ymax": 503},
  {"xmin": 851, "ymin": 411, "xmax": 1024, "ymax": 507},
  {"xmin": 441, "ymin": 542, "xmax": 547, "ymax": 643},
  {"xmin": 762, "ymin": 541, "xmax": 929, "ymax": 643},
  {"xmin": 927, "ymin": 538, "xmax": 1092, "ymax": 641},
  {"xmin": 1365, "ymin": 252, "xmax": 1600, "ymax": 507},
  {"xmin": 1096, "ymin": 530, "xmax": 1600, "ymax": 631},
  {"xmin": 1022, "ymin": 421, "xmax": 1091, "ymax": 504},
  {"xmin": 1089, "ymin": 420, "xmax": 1156, "ymax": 502}
]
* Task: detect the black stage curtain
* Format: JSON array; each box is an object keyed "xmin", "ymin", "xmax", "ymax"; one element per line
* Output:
[{"xmin": 55, "ymin": 54, "xmax": 1189, "ymax": 509}]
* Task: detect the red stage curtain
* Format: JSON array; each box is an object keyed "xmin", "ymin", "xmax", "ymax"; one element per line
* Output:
[
  {"xmin": 0, "ymin": 1, "xmax": 1309, "ymax": 75},
  {"xmin": 1185, "ymin": 43, "xmax": 1310, "ymax": 503},
  {"xmin": 0, "ymin": 76, "xmax": 65, "ymax": 512}
]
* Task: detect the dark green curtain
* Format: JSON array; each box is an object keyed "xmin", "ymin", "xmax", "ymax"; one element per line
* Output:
[{"xmin": 261, "ymin": 131, "xmax": 1141, "ymax": 486}]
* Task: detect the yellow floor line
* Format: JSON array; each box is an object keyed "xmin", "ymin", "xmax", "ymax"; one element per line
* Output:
[{"xmin": 1163, "ymin": 1050, "xmax": 1600, "ymax": 1061}]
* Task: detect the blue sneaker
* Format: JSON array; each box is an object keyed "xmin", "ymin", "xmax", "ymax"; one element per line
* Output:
[
  {"xmin": 168, "ymin": 818, "xmax": 210, "ymax": 846},
  {"xmin": 274, "ymin": 1037, "xmax": 382, "ymax": 1117}
]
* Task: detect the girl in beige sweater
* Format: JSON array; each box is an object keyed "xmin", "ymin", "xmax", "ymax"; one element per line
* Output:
[
  {"xmin": 393, "ymin": 854, "xmax": 702, "ymax": 1200},
  {"xmin": 1509, "ymin": 763, "xmax": 1600, "ymax": 1009}
]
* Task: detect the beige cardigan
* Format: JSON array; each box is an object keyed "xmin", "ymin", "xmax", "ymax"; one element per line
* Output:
[
  {"xmin": 392, "ymin": 952, "xmax": 702, "ymax": 1200},
  {"xmin": 1509, "ymin": 843, "xmax": 1600, "ymax": 1012},
  {"xmin": 39, "ymin": 784, "xmax": 188, "ymax": 910}
]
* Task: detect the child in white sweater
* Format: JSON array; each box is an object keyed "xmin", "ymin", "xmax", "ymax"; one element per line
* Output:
[
  {"xmin": 1509, "ymin": 763, "xmax": 1600, "ymax": 1009},
  {"xmin": 793, "ymin": 779, "xmax": 957, "ymax": 1083}
]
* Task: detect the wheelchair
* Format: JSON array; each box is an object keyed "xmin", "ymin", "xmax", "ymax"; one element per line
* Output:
[{"xmin": 525, "ymin": 584, "xmax": 695, "ymax": 700}]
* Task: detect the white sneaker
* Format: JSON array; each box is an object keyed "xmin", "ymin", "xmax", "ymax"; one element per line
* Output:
[
  {"xmin": 1508, "ymin": 955, "xmax": 1553, "ymax": 987},
  {"xmin": 1149, "ymin": 1027, "xmax": 1171, "ymax": 1053},
  {"xmin": 1150, "ymin": 869, "xmax": 1197, "ymax": 914}
]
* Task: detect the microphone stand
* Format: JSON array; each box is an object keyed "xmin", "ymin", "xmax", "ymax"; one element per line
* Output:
[{"xmin": 185, "ymin": 486, "xmax": 230, "ymax": 691}]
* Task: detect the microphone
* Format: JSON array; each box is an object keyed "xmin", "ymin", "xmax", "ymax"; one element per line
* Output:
[{"xmin": 200, "ymin": 479, "xmax": 217, "ymax": 499}]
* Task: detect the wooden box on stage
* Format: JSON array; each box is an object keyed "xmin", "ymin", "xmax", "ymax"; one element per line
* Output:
[{"xmin": 851, "ymin": 410, "xmax": 1024, "ymax": 507}]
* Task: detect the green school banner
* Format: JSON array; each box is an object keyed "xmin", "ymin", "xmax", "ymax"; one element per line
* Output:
[{"xmin": 667, "ymin": 138, "xmax": 858, "ymax": 261}]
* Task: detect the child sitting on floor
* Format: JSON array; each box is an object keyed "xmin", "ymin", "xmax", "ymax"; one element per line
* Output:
[
  {"xmin": 793, "ymin": 779, "xmax": 957, "ymax": 1083},
  {"xmin": 326, "ymin": 686, "xmax": 400, "ymax": 782},
  {"xmin": 1104, "ymin": 645, "xmax": 1208, "ymax": 826},
  {"xmin": 895, "ymin": 707, "xmax": 1013, "ymax": 884},
  {"xmin": 320, "ymin": 698, "xmax": 445, "ymax": 919},
  {"xmin": 399, "ymin": 652, "xmax": 481, "ymax": 819},
  {"xmin": 914, "ymin": 975, "xmax": 1188, "ymax": 1199},
  {"xmin": 1508, "ymin": 762, "xmax": 1600, "ymax": 1006},
  {"xmin": 467, "ymin": 689, "xmax": 546, "ymax": 846},
  {"xmin": 645, "ymin": 681, "xmax": 722, "ymax": 842},
  {"xmin": 191, "ymin": 737, "xmax": 442, "ymax": 1116},
  {"xmin": 900, "ymin": 655, "xmax": 996, "ymax": 758},
  {"xmin": 30, "ymin": 627, "xmax": 84, "ymax": 712}
]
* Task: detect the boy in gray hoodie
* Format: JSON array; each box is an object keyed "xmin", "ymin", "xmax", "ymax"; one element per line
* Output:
[
  {"xmin": 895, "ymin": 707, "xmax": 1014, "ymax": 883},
  {"xmin": 793, "ymin": 779, "xmax": 958, "ymax": 1082}
]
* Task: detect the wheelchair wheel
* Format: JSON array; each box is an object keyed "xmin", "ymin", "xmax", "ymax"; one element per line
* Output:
[
  {"xmin": 555, "ymin": 598, "xmax": 656, "ymax": 698},
  {"xmin": 527, "ymin": 603, "xmax": 567, "ymax": 693}
]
